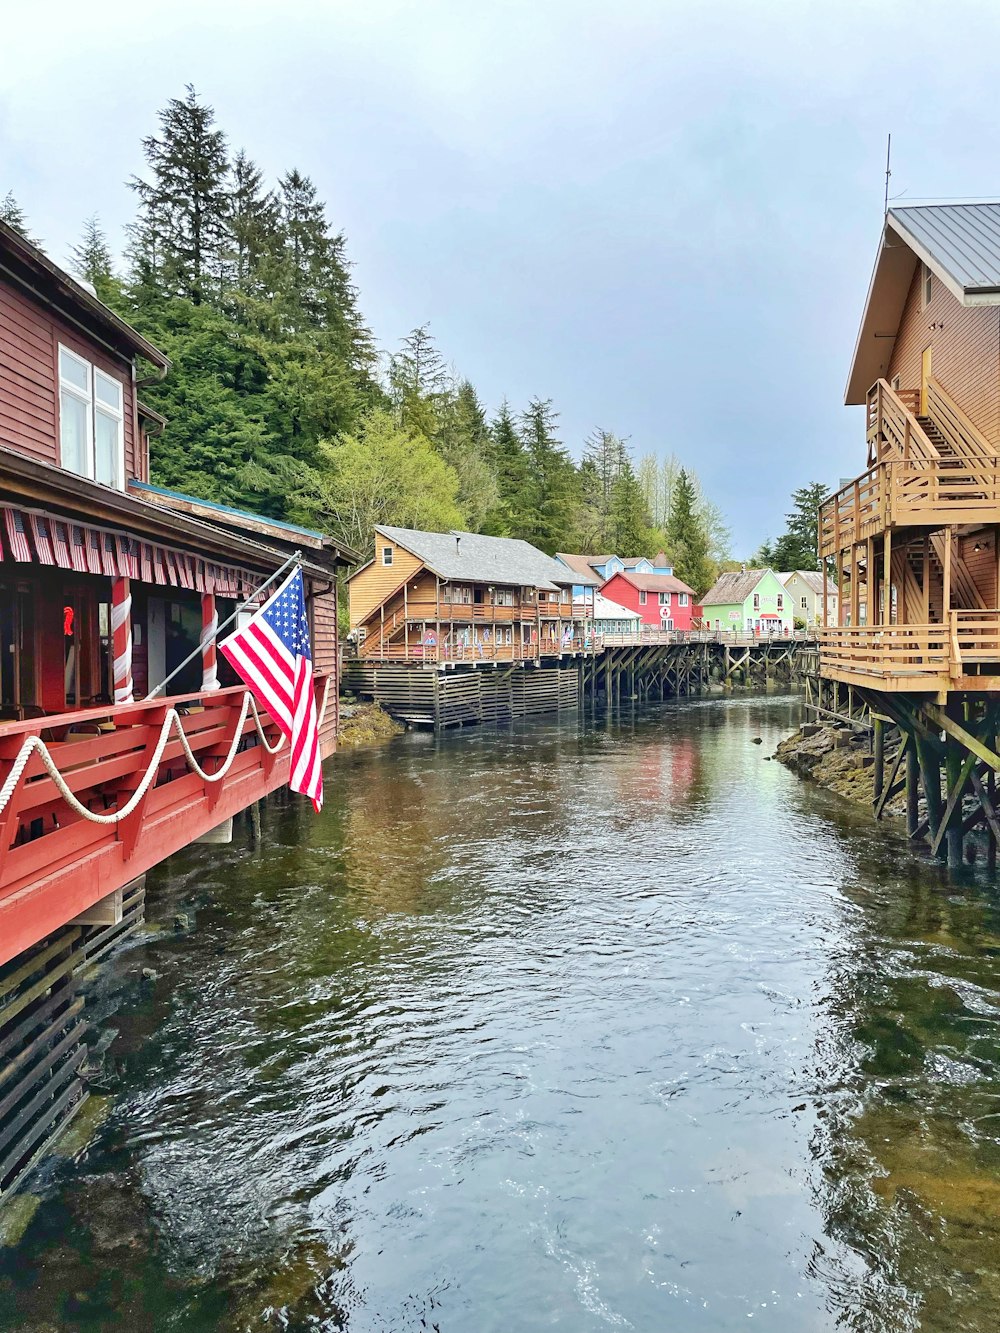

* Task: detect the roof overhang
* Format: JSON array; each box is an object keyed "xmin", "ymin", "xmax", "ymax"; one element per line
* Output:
[
  {"xmin": 0, "ymin": 444, "xmax": 334, "ymax": 580},
  {"xmin": 846, "ymin": 210, "xmax": 1000, "ymax": 404},
  {"xmin": 0, "ymin": 220, "xmax": 169, "ymax": 372}
]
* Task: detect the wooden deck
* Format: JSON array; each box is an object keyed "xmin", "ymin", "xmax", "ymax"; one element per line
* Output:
[
  {"xmin": 819, "ymin": 612, "xmax": 1000, "ymax": 694},
  {"xmin": 0, "ymin": 678, "xmax": 335, "ymax": 967}
]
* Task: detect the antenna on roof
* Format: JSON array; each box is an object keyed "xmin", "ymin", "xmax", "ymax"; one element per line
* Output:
[{"xmin": 884, "ymin": 132, "xmax": 892, "ymax": 218}]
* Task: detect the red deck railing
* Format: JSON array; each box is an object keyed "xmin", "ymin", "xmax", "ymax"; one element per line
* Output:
[{"xmin": 0, "ymin": 680, "xmax": 332, "ymax": 967}]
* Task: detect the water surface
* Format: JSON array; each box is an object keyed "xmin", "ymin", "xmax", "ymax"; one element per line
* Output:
[{"xmin": 2, "ymin": 695, "xmax": 1000, "ymax": 1331}]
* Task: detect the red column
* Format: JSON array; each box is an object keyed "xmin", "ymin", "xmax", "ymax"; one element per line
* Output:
[{"xmin": 111, "ymin": 576, "xmax": 133, "ymax": 704}]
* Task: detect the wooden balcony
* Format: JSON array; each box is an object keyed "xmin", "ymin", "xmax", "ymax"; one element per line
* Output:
[
  {"xmin": 0, "ymin": 680, "xmax": 333, "ymax": 967},
  {"xmin": 819, "ymin": 379, "xmax": 1000, "ymax": 559},
  {"xmin": 819, "ymin": 612, "xmax": 1000, "ymax": 693}
]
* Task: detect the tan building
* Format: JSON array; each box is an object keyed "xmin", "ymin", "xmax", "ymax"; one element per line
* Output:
[
  {"xmin": 778, "ymin": 570, "xmax": 838, "ymax": 626},
  {"xmin": 821, "ymin": 201, "xmax": 1000, "ymax": 691}
]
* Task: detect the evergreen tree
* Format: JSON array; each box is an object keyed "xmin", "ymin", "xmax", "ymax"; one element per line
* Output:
[
  {"xmin": 389, "ymin": 324, "xmax": 449, "ymax": 440},
  {"xmin": 483, "ymin": 399, "xmax": 529, "ymax": 533},
  {"xmin": 128, "ymin": 85, "xmax": 230, "ymax": 305},
  {"xmin": 666, "ymin": 468, "xmax": 713, "ymax": 594},
  {"xmin": 0, "ymin": 191, "xmax": 39, "ymax": 245},
  {"xmin": 763, "ymin": 481, "xmax": 829, "ymax": 570},
  {"xmin": 226, "ymin": 149, "xmax": 278, "ymax": 302},
  {"xmin": 68, "ymin": 216, "xmax": 121, "ymax": 305},
  {"xmin": 517, "ymin": 398, "xmax": 578, "ymax": 552},
  {"xmin": 608, "ymin": 457, "xmax": 654, "ymax": 555},
  {"xmin": 437, "ymin": 379, "xmax": 498, "ymax": 531}
]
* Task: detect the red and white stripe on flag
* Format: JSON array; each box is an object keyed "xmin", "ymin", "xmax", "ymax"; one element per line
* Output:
[
  {"xmin": 4, "ymin": 510, "xmax": 31, "ymax": 562},
  {"xmin": 69, "ymin": 524, "xmax": 89, "ymax": 572},
  {"xmin": 219, "ymin": 567, "xmax": 323, "ymax": 811},
  {"xmin": 51, "ymin": 520, "xmax": 72, "ymax": 568},
  {"xmin": 28, "ymin": 514, "xmax": 56, "ymax": 565}
]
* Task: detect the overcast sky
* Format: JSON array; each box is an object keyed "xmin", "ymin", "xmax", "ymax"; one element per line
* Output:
[{"xmin": 4, "ymin": 0, "xmax": 999, "ymax": 553}]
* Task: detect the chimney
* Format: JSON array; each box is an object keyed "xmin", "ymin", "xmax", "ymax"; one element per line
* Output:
[{"xmin": 741, "ymin": 563, "xmax": 747, "ymax": 574}]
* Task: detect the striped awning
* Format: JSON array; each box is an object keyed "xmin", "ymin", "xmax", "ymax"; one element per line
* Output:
[{"xmin": 1, "ymin": 506, "xmax": 260, "ymax": 598}]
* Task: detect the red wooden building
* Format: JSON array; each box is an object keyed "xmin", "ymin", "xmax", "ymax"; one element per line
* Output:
[
  {"xmin": 0, "ymin": 220, "xmax": 353, "ymax": 1194},
  {"xmin": 600, "ymin": 569, "xmax": 697, "ymax": 631}
]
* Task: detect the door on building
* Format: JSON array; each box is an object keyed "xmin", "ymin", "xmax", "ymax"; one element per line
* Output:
[{"xmin": 921, "ymin": 345, "xmax": 933, "ymax": 416}]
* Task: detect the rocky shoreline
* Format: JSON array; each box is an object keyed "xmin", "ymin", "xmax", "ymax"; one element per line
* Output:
[{"xmin": 775, "ymin": 719, "xmax": 907, "ymax": 819}]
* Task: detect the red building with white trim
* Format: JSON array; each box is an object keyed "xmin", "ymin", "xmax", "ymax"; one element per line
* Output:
[
  {"xmin": 601, "ymin": 569, "xmax": 697, "ymax": 631},
  {"xmin": 0, "ymin": 219, "xmax": 354, "ymax": 1195}
]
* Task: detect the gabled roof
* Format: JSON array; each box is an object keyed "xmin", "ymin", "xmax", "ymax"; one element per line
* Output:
[
  {"xmin": 368, "ymin": 526, "xmax": 576, "ymax": 590},
  {"xmin": 778, "ymin": 570, "xmax": 837, "ymax": 596},
  {"xmin": 701, "ymin": 568, "xmax": 777, "ymax": 605},
  {"xmin": 607, "ymin": 569, "xmax": 694, "ymax": 595},
  {"xmin": 847, "ymin": 202, "xmax": 1000, "ymax": 403},
  {"xmin": 0, "ymin": 219, "xmax": 169, "ymax": 371},
  {"xmin": 553, "ymin": 552, "xmax": 603, "ymax": 585}
]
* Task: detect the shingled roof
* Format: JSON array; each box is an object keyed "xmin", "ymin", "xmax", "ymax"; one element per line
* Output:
[
  {"xmin": 701, "ymin": 569, "xmax": 774, "ymax": 605},
  {"xmin": 553, "ymin": 552, "xmax": 604, "ymax": 585},
  {"xmin": 778, "ymin": 570, "xmax": 837, "ymax": 597},
  {"xmin": 372, "ymin": 526, "xmax": 577, "ymax": 590},
  {"xmin": 610, "ymin": 570, "xmax": 694, "ymax": 595}
]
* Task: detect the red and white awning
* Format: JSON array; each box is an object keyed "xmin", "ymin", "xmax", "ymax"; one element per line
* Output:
[{"xmin": 0, "ymin": 506, "xmax": 259, "ymax": 598}]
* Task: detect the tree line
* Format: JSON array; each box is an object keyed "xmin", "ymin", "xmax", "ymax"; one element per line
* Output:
[{"xmin": 2, "ymin": 89, "xmax": 734, "ymax": 594}]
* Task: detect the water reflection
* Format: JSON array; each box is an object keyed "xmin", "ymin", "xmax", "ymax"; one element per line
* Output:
[{"xmin": 1, "ymin": 696, "xmax": 1000, "ymax": 1330}]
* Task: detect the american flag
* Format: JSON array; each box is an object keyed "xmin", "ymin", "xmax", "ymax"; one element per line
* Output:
[
  {"xmin": 4, "ymin": 510, "xmax": 31, "ymax": 562},
  {"xmin": 69, "ymin": 524, "xmax": 89, "ymax": 573},
  {"xmin": 219, "ymin": 567, "xmax": 323, "ymax": 811},
  {"xmin": 51, "ymin": 520, "xmax": 71, "ymax": 567},
  {"xmin": 87, "ymin": 529, "xmax": 103, "ymax": 575},
  {"xmin": 29, "ymin": 514, "xmax": 55, "ymax": 565}
]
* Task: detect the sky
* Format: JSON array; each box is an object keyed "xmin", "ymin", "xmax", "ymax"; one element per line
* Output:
[{"xmin": 4, "ymin": 0, "xmax": 1000, "ymax": 554}]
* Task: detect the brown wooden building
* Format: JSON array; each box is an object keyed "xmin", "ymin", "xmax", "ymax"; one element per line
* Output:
[
  {"xmin": 817, "ymin": 201, "xmax": 1000, "ymax": 871},
  {"xmin": 349, "ymin": 525, "xmax": 597, "ymax": 663},
  {"xmin": 0, "ymin": 219, "xmax": 355, "ymax": 1194},
  {"xmin": 821, "ymin": 203, "xmax": 1000, "ymax": 693}
]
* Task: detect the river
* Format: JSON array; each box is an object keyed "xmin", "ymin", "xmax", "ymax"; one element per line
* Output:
[{"xmin": 2, "ymin": 694, "xmax": 1000, "ymax": 1332}]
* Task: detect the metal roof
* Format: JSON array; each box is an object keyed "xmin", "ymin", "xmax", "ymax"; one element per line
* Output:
[
  {"xmin": 847, "ymin": 202, "xmax": 1000, "ymax": 403},
  {"xmin": 890, "ymin": 203, "xmax": 1000, "ymax": 295},
  {"xmin": 374, "ymin": 526, "xmax": 577, "ymax": 590}
]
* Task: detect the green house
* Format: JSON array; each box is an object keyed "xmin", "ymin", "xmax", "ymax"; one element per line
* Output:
[{"xmin": 700, "ymin": 568, "xmax": 794, "ymax": 635}]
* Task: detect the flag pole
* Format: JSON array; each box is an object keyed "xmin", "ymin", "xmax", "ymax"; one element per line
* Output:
[{"xmin": 144, "ymin": 550, "xmax": 303, "ymax": 701}]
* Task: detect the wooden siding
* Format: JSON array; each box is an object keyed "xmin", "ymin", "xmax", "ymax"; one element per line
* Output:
[
  {"xmin": 349, "ymin": 547, "xmax": 424, "ymax": 627},
  {"xmin": 887, "ymin": 266, "xmax": 1000, "ymax": 444},
  {"xmin": 0, "ymin": 278, "xmax": 141, "ymax": 478},
  {"xmin": 959, "ymin": 529, "xmax": 998, "ymax": 608}
]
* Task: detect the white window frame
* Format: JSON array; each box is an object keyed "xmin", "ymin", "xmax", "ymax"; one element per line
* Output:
[
  {"xmin": 658, "ymin": 591, "xmax": 671, "ymax": 606},
  {"xmin": 776, "ymin": 594, "xmax": 784, "ymax": 611},
  {"xmin": 923, "ymin": 264, "xmax": 933, "ymax": 308},
  {"xmin": 679, "ymin": 592, "xmax": 689, "ymax": 607},
  {"xmin": 801, "ymin": 596, "xmax": 808, "ymax": 610},
  {"xmin": 639, "ymin": 590, "xmax": 647, "ymax": 606},
  {"xmin": 58, "ymin": 345, "xmax": 125, "ymax": 489},
  {"xmin": 381, "ymin": 546, "xmax": 394, "ymax": 566}
]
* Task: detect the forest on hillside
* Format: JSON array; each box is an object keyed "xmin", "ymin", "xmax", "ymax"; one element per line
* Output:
[{"xmin": 2, "ymin": 88, "xmax": 825, "ymax": 595}]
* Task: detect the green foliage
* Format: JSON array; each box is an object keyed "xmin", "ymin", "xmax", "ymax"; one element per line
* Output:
[
  {"xmin": 280, "ymin": 408, "xmax": 463, "ymax": 559},
  {"xmin": 68, "ymin": 216, "xmax": 123, "ymax": 306},
  {"xmin": 483, "ymin": 400, "xmax": 528, "ymax": 534},
  {"xmin": 515, "ymin": 398, "xmax": 580, "ymax": 553},
  {"xmin": 607, "ymin": 456, "xmax": 655, "ymax": 556},
  {"xmin": 666, "ymin": 468, "xmax": 713, "ymax": 595},
  {"xmin": 757, "ymin": 481, "xmax": 829, "ymax": 571},
  {"xmin": 0, "ymin": 191, "xmax": 39, "ymax": 245}
]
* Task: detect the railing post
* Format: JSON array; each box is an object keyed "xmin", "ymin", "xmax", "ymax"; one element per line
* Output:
[{"xmin": 117, "ymin": 703, "xmax": 169, "ymax": 861}]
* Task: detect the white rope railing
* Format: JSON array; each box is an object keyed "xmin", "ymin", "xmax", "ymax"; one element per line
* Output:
[
  {"xmin": 0, "ymin": 693, "xmax": 284, "ymax": 827},
  {"xmin": 0, "ymin": 675, "xmax": 334, "ymax": 834}
]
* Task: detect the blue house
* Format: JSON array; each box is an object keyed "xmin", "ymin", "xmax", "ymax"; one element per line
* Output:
[{"xmin": 556, "ymin": 551, "xmax": 675, "ymax": 598}]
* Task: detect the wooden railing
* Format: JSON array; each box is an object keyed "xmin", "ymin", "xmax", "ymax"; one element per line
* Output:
[
  {"xmin": 926, "ymin": 377, "xmax": 999, "ymax": 488},
  {"xmin": 0, "ymin": 682, "xmax": 329, "ymax": 967},
  {"xmin": 821, "ymin": 613, "xmax": 1000, "ymax": 684},
  {"xmin": 819, "ymin": 624, "xmax": 950, "ymax": 681},
  {"xmin": 867, "ymin": 380, "xmax": 939, "ymax": 464}
]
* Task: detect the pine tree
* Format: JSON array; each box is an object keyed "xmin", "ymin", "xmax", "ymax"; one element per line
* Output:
[
  {"xmin": 389, "ymin": 324, "xmax": 449, "ymax": 441},
  {"xmin": 608, "ymin": 457, "xmax": 654, "ymax": 555},
  {"xmin": 226, "ymin": 149, "xmax": 278, "ymax": 302},
  {"xmin": 666, "ymin": 468, "xmax": 713, "ymax": 594},
  {"xmin": 128, "ymin": 85, "xmax": 230, "ymax": 304},
  {"xmin": 517, "ymin": 398, "xmax": 578, "ymax": 552},
  {"xmin": 483, "ymin": 400, "xmax": 528, "ymax": 533},
  {"xmin": 0, "ymin": 192, "xmax": 39, "ymax": 245},
  {"xmin": 768, "ymin": 481, "xmax": 829, "ymax": 571},
  {"xmin": 68, "ymin": 216, "xmax": 121, "ymax": 306}
]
